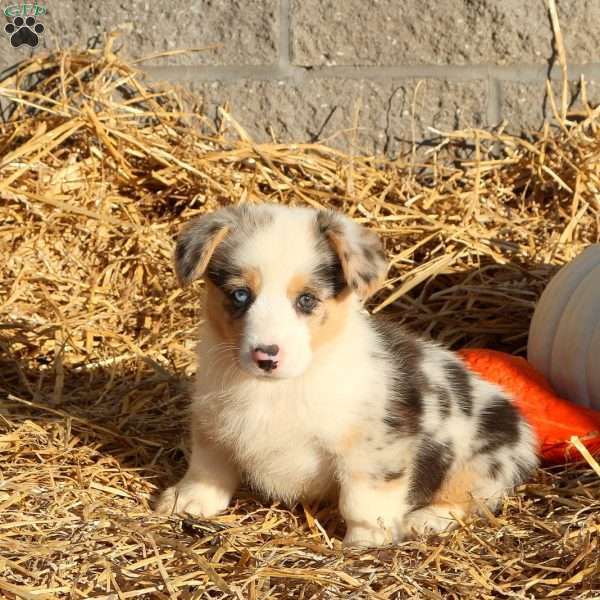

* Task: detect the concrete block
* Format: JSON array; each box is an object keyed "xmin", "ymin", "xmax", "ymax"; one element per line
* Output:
[
  {"xmin": 188, "ymin": 78, "xmax": 488, "ymax": 156},
  {"xmin": 21, "ymin": 0, "xmax": 279, "ymax": 66},
  {"xmin": 500, "ymin": 79, "xmax": 600, "ymax": 132},
  {"xmin": 0, "ymin": 40, "xmax": 35, "ymax": 70},
  {"xmin": 291, "ymin": 0, "xmax": 600, "ymax": 67}
]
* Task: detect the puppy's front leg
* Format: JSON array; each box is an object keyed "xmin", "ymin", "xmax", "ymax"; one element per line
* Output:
[
  {"xmin": 156, "ymin": 436, "xmax": 239, "ymax": 518},
  {"xmin": 339, "ymin": 475, "xmax": 410, "ymax": 546}
]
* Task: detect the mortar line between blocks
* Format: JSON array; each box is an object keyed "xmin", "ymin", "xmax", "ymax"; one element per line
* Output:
[
  {"xmin": 487, "ymin": 78, "xmax": 502, "ymax": 127},
  {"xmin": 143, "ymin": 63, "xmax": 600, "ymax": 84}
]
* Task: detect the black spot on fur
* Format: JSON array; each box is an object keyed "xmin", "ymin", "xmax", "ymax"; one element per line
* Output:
[
  {"xmin": 437, "ymin": 386, "xmax": 452, "ymax": 418},
  {"xmin": 312, "ymin": 258, "xmax": 346, "ymax": 297},
  {"xmin": 358, "ymin": 271, "xmax": 374, "ymax": 284},
  {"xmin": 206, "ymin": 222, "xmax": 223, "ymax": 236},
  {"xmin": 476, "ymin": 396, "xmax": 521, "ymax": 454},
  {"xmin": 206, "ymin": 264, "xmax": 242, "ymax": 289},
  {"xmin": 362, "ymin": 247, "xmax": 374, "ymax": 261},
  {"xmin": 488, "ymin": 459, "xmax": 502, "ymax": 479},
  {"xmin": 383, "ymin": 468, "xmax": 406, "ymax": 482},
  {"xmin": 316, "ymin": 210, "xmax": 344, "ymax": 237},
  {"xmin": 374, "ymin": 321, "xmax": 424, "ymax": 435},
  {"xmin": 444, "ymin": 361, "xmax": 473, "ymax": 416},
  {"xmin": 351, "ymin": 278, "xmax": 359, "ymax": 290},
  {"xmin": 175, "ymin": 238, "xmax": 199, "ymax": 282},
  {"xmin": 408, "ymin": 440, "xmax": 454, "ymax": 508},
  {"xmin": 383, "ymin": 382, "xmax": 422, "ymax": 433}
]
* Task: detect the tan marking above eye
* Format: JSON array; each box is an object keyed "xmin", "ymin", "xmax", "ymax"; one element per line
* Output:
[
  {"xmin": 242, "ymin": 268, "xmax": 261, "ymax": 295},
  {"xmin": 224, "ymin": 267, "xmax": 262, "ymax": 295},
  {"xmin": 286, "ymin": 273, "xmax": 310, "ymax": 302}
]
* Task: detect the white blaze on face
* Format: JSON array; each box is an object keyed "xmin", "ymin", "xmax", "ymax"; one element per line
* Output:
[{"xmin": 234, "ymin": 208, "xmax": 323, "ymax": 379}]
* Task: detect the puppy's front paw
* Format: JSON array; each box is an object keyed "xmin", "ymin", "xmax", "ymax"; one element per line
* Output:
[
  {"xmin": 155, "ymin": 480, "xmax": 231, "ymax": 518},
  {"xmin": 343, "ymin": 524, "xmax": 389, "ymax": 547},
  {"xmin": 403, "ymin": 505, "xmax": 463, "ymax": 537}
]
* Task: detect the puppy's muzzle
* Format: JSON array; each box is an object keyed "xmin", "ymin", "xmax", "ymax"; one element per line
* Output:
[{"xmin": 252, "ymin": 344, "xmax": 280, "ymax": 373}]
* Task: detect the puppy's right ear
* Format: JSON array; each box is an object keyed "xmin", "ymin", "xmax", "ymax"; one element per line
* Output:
[{"xmin": 174, "ymin": 209, "xmax": 235, "ymax": 286}]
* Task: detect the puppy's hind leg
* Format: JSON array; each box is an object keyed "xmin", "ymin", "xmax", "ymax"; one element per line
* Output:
[
  {"xmin": 403, "ymin": 461, "xmax": 512, "ymax": 538},
  {"xmin": 156, "ymin": 435, "xmax": 239, "ymax": 518}
]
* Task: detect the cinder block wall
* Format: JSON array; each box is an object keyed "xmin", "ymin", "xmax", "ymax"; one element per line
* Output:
[{"xmin": 2, "ymin": 0, "xmax": 600, "ymax": 155}]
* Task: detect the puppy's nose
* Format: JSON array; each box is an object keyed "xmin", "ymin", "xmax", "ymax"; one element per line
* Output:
[{"xmin": 252, "ymin": 344, "xmax": 280, "ymax": 372}]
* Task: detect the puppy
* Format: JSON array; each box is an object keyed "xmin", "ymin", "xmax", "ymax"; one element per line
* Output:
[{"xmin": 156, "ymin": 204, "xmax": 538, "ymax": 545}]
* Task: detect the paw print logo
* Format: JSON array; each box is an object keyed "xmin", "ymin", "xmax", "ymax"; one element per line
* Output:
[{"xmin": 4, "ymin": 16, "xmax": 44, "ymax": 48}]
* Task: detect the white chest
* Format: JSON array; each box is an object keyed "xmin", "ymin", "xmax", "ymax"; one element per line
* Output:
[
  {"xmin": 200, "ymin": 383, "xmax": 336, "ymax": 500},
  {"xmin": 192, "ymin": 318, "xmax": 387, "ymax": 502}
]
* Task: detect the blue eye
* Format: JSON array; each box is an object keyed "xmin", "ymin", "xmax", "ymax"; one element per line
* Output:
[{"xmin": 231, "ymin": 288, "xmax": 251, "ymax": 306}]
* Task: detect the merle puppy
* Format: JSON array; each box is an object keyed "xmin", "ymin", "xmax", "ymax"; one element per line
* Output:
[{"xmin": 157, "ymin": 204, "xmax": 538, "ymax": 545}]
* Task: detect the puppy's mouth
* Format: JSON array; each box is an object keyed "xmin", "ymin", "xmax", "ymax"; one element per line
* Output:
[
  {"xmin": 237, "ymin": 353, "xmax": 279, "ymax": 378},
  {"xmin": 256, "ymin": 359, "xmax": 278, "ymax": 373},
  {"xmin": 239, "ymin": 355, "xmax": 299, "ymax": 380}
]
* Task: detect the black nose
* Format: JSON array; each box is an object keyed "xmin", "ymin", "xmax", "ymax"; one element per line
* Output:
[{"xmin": 255, "ymin": 344, "xmax": 279, "ymax": 356}]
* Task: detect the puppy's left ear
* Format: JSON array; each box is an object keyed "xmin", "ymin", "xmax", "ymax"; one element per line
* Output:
[{"xmin": 317, "ymin": 210, "xmax": 387, "ymax": 300}]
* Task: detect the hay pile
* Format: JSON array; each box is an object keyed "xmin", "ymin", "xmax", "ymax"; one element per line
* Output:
[{"xmin": 1, "ymin": 38, "xmax": 600, "ymax": 599}]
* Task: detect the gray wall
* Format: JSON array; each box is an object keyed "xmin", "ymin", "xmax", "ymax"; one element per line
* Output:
[{"xmin": 2, "ymin": 1, "xmax": 600, "ymax": 155}]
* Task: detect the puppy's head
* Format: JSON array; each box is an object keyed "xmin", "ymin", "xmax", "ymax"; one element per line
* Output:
[{"xmin": 175, "ymin": 204, "xmax": 387, "ymax": 379}]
